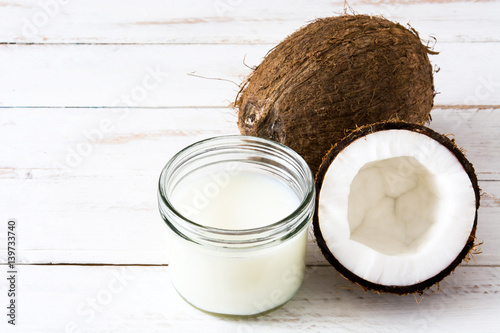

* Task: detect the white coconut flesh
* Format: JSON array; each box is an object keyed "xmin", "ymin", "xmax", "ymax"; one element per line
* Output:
[{"xmin": 318, "ymin": 129, "xmax": 476, "ymax": 287}]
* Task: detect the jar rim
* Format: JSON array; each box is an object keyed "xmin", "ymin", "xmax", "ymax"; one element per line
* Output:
[{"xmin": 158, "ymin": 135, "xmax": 315, "ymax": 250}]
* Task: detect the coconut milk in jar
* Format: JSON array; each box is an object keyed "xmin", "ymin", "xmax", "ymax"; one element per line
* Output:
[{"xmin": 158, "ymin": 135, "xmax": 315, "ymax": 316}]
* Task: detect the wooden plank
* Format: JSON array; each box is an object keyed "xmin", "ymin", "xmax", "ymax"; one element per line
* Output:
[
  {"xmin": 0, "ymin": 107, "xmax": 497, "ymax": 177},
  {"xmin": 0, "ymin": 0, "xmax": 498, "ymax": 44},
  {"xmin": 0, "ymin": 265, "xmax": 498, "ymax": 332},
  {"xmin": 0, "ymin": 107, "xmax": 498, "ymax": 265},
  {"xmin": 429, "ymin": 108, "xmax": 500, "ymax": 181},
  {"xmin": 1, "ymin": 178, "xmax": 496, "ymax": 266},
  {"xmin": 0, "ymin": 108, "xmax": 239, "ymax": 265},
  {"xmin": 0, "ymin": 43, "xmax": 499, "ymax": 107},
  {"xmin": 0, "ymin": 1, "xmax": 496, "ymax": 330}
]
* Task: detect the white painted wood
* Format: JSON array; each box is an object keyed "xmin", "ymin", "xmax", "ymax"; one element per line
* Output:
[
  {"xmin": 0, "ymin": 43, "xmax": 499, "ymax": 107},
  {"xmin": 429, "ymin": 108, "xmax": 500, "ymax": 181},
  {"xmin": 0, "ymin": 108, "xmax": 497, "ymax": 176},
  {"xmin": 0, "ymin": 108, "xmax": 239, "ymax": 265},
  {"xmin": 0, "ymin": 0, "xmax": 498, "ymax": 44},
  {"xmin": 0, "ymin": 265, "xmax": 498, "ymax": 332},
  {"xmin": 0, "ymin": 108, "xmax": 498, "ymax": 265},
  {"xmin": 0, "ymin": 0, "xmax": 497, "ymax": 330}
]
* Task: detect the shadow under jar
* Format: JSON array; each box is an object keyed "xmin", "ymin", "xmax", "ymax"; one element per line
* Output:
[{"xmin": 158, "ymin": 135, "xmax": 315, "ymax": 316}]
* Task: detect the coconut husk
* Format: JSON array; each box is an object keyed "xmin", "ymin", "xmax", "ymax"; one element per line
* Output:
[{"xmin": 236, "ymin": 15, "xmax": 437, "ymax": 173}]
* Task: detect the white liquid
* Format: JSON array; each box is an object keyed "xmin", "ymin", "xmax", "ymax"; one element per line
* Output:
[
  {"xmin": 169, "ymin": 170, "xmax": 308, "ymax": 315},
  {"xmin": 173, "ymin": 171, "xmax": 300, "ymax": 229}
]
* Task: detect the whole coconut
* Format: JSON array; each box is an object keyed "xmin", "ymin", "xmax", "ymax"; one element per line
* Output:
[{"xmin": 236, "ymin": 15, "xmax": 437, "ymax": 173}]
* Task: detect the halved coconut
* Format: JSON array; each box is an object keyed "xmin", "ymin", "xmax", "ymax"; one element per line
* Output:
[{"xmin": 314, "ymin": 122, "xmax": 480, "ymax": 294}]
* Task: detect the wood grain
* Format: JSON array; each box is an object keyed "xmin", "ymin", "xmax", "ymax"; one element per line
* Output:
[
  {"xmin": 0, "ymin": 1, "xmax": 498, "ymax": 330},
  {"xmin": 0, "ymin": 0, "xmax": 498, "ymax": 44},
  {"xmin": 0, "ymin": 43, "xmax": 499, "ymax": 107},
  {"xmin": 0, "ymin": 107, "xmax": 498, "ymax": 266},
  {"xmin": 0, "ymin": 265, "xmax": 498, "ymax": 332}
]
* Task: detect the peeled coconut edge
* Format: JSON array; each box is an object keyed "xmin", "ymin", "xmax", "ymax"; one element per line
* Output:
[{"xmin": 313, "ymin": 122, "xmax": 480, "ymax": 295}]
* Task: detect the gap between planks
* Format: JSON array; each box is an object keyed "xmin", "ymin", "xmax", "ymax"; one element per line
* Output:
[
  {"xmin": 1, "ymin": 263, "xmax": 498, "ymax": 268},
  {"xmin": 0, "ymin": 42, "xmax": 278, "ymax": 46},
  {"xmin": 0, "ymin": 105, "xmax": 499, "ymax": 109}
]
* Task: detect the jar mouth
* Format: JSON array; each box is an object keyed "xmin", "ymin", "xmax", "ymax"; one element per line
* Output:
[{"xmin": 158, "ymin": 135, "xmax": 315, "ymax": 250}]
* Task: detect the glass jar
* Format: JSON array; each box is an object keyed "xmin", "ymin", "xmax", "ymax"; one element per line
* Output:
[{"xmin": 158, "ymin": 135, "xmax": 315, "ymax": 316}]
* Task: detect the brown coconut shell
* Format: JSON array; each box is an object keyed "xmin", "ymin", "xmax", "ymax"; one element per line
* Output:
[
  {"xmin": 236, "ymin": 15, "xmax": 437, "ymax": 173},
  {"xmin": 313, "ymin": 122, "xmax": 480, "ymax": 295}
]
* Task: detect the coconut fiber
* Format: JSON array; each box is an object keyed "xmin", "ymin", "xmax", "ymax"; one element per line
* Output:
[{"xmin": 236, "ymin": 15, "xmax": 437, "ymax": 173}]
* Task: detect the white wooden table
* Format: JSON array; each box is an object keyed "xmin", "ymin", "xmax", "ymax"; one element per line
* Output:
[{"xmin": 1, "ymin": 1, "xmax": 499, "ymax": 332}]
